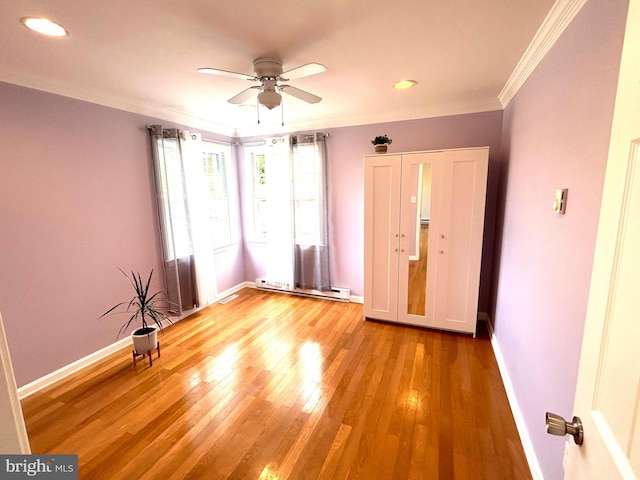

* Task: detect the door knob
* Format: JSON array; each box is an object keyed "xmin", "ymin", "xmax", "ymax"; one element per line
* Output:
[{"xmin": 545, "ymin": 412, "xmax": 583, "ymax": 445}]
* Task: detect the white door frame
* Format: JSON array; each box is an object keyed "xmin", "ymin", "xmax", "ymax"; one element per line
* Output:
[{"xmin": 0, "ymin": 310, "xmax": 30, "ymax": 453}]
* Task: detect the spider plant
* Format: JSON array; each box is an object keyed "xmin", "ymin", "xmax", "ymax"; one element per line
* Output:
[{"xmin": 99, "ymin": 268, "xmax": 173, "ymax": 339}]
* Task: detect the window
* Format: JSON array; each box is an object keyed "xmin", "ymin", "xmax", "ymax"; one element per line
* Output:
[
  {"xmin": 292, "ymin": 143, "xmax": 323, "ymax": 246},
  {"xmin": 156, "ymin": 136, "xmax": 190, "ymax": 260},
  {"xmin": 245, "ymin": 146, "xmax": 268, "ymax": 242},
  {"xmin": 244, "ymin": 138, "xmax": 326, "ymax": 247},
  {"xmin": 202, "ymin": 141, "xmax": 232, "ymax": 247}
]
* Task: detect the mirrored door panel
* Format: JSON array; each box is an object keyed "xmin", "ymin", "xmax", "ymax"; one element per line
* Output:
[
  {"xmin": 397, "ymin": 153, "xmax": 441, "ymax": 327},
  {"xmin": 406, "ymin": 163, "xmax": 431, "ymax": 316}
]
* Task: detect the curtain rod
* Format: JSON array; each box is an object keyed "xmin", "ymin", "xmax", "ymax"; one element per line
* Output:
[
  {"xmin": 232, "ymin": 133, "xmax": 329, "ymax": 147},
  {"xmin": 146, "ymin": 126, "xmax": 329, "ymax": 146},
  {"xmin": 290, "ymin": 132, "xmax": 329, "ymax": 144}
]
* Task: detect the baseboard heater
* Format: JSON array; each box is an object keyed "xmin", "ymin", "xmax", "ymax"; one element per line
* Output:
[{"xmin": 255, "ymin": 278, "xmax": 351, "ymax": 302}]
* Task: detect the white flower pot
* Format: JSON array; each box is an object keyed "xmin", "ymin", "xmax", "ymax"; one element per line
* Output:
[
  {"xmin": 374, "ymin": 144, "xmax": 388, "ymax": 154},
  {"xmin": 131, "ymin": 327, "xmax": 158, "ymax": 354}
]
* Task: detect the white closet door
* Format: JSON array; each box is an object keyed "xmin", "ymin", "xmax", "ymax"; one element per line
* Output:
[
  {"xmin": 364, "ymin": 155, "xmax": 401, "ymax": 321},
  {"xmin": 433, "ymin": 149, "xmax": 488, "ymax": 334}
]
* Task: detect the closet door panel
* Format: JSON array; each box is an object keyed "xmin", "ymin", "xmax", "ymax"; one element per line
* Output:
[
  {"xmin": 397, "ymin": 153, "xmax": 441, "ymax": 327},
  {"xmin": 435, "ymin": 151, "xmax": 488, "ymax": 333},
  {"xmin": 364, "ymin": 156, "xmax": 401, "ymax": 321}
]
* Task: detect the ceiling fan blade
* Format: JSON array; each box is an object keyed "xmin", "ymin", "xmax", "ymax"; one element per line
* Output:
[
  {"xmin": 281, "ymin": 63, "xmax": 327, "ymax": 80},
  {"xmin": 228, "ymin": 86, "xmax": 261, "ymax": 104},
  {"xmin": 197, "ymin": 67, "xmax": 256, "ymax": 81},
  {"xmin": 280, "ymin": 85, "xmax": 322, "ymax": 104}
]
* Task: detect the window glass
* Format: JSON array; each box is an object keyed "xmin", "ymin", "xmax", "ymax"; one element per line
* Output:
[
  {"xmin": 202, "ymin": 142, "xmax": 232, "ymax": 247},
  {"xmin": 245, "ymin": 146, "xmax": 268, "ymax": 242},
  {"xmin": 244, "ymin": 142, "xmax": 325, "ymax": 246},
  {"xmin": 156, "ymin": 137, "xmax": 191, "ymax": 259},
  {"xmin": 292, "ymin": 143, "xmax": 322, "ymax": 246}
]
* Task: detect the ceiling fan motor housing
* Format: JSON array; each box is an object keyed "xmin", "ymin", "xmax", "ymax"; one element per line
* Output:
[{"xmin": 253, "ymin": 58, "xmax": 283, "ymax": 79}]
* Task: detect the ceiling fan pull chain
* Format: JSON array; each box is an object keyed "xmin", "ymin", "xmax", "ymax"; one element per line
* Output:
[
  {"xmin": 257, "ymin": 97, "xmax": 261, "ymax": 124},
  {"xmin": 281, "ymin": 97, "xmax": 284, "ymax": 126}
]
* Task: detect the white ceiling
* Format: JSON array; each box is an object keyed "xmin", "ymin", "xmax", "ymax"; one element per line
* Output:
[{"xmin": 1, "ymin": 0, "xmax": 556, "ymax": 137}]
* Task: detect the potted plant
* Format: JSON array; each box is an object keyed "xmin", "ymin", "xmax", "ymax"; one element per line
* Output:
[
  {"xmin": 371, "ymin": 135, "xmax": 392, "ymax": 154},
  {"xmin": 99, "ymin": 269, "xmax": 173, "ymax": 358}
]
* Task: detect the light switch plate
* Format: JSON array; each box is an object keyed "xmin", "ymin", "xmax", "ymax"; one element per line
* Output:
[{"xmin": 553, "ymin": 188, "xmax": 568, "ymax": 214}]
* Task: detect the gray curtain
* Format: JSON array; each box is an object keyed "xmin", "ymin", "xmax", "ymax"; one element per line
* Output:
[
  {"xmin": 148, "ymin": 126, "xmax": 198, "ymax": 313},
  {"xmin": 290, "ymin": 133, "xmax": 331, "ymax": 291}
]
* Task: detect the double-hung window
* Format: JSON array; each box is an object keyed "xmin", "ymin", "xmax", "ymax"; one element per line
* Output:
[
  {"xmin": 244, "ymin": 140, "xmax": 326, "ymax": 246},
  {"xmin": 202, "ymin": 141, "xmax": 232, "ymax": 248},
  {"xmin": 244, "ymin": 145, "xmax": 268, "ymax": 242},
  {"xmin": 292, "ymin": 142, "xmax": 323, "ymax": 246}
]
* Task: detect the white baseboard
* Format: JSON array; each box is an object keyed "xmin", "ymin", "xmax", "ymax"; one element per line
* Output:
[
  {"xmin": 220, "ymin": 281, "xmax": 255, "ymax": 296},
  {"xmin": 349, "ymin": 295, "xmax": 364, "ymax": 304},
  {"xmin": 485, "ymin": 319, "xmax": 544, "ymax": 480},
  {"xmin": 18, "ymin": 281, "xmax": 257, "ymax": 400},
  {"xmin": 17, "ymin": 336, "xmax": 131, "ymax": 400}
]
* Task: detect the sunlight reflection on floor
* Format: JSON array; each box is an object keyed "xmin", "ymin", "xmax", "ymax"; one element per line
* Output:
[
  {"xmin": 299, "ymin": 342, "xmax": 323, "ymax": 413},
  {"xmin": 205, "ymin": 344, "xmax": 239, "ymax": 384}
]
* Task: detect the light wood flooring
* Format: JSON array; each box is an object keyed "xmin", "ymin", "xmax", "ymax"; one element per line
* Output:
[
  {"xmin": 21, "ymin": 288, "xmax": 531, "ymax": 479},
  {"xmin": 407, "ymin": 224, "xmax": 429, "ymax": 316}
]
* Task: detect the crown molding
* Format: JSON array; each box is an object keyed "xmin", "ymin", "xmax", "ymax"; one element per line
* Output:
[
  {"xmin": 499, "ymin": 0, "xmax": 588, "ymax": 108},
  {"xmin": 232, "ymin": 98, "xmax": 503, "ymax": 137},
  {"xmin": 2, "ymin": 72, "xmax": 500, "ymax": 138},
  {"xmin": 0, "ymin": 73, "xmax": 236, "ymax": 137}
]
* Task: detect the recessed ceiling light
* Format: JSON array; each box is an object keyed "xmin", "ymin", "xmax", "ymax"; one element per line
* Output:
[
  {"xmin": 394, "ymin": 80, "xmax": 417, "ymax": 90},
  {"xmin": 21, "ymin": 17, "xmax": 69, "ymax": 37}
]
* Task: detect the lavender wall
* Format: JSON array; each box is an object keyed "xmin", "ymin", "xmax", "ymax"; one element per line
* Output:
[
  {"xmin": 492, "ymin": 0, "xmax": 629, "ymax": 477},
  {"xmin": 0, "ymin": 82, "xmax": 236, "ymax": 386}
]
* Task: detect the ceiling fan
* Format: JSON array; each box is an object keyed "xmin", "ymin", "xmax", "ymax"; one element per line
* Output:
[{"xmin": 197, "ymin": 57, "xmax": 327, "ymax": 110}]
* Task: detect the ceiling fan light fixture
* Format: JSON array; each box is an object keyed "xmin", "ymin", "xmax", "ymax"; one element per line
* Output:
[
  {"xmin": 199, "ymin": 57, "xmax": 326, "ymax": 113},
  {"xmin": 257, "ymin": 90, "xmax": 281, "ymax": 110},
  {"xmin": 21, "ymin": 17, "xmax": 69, "ymax": 37},
  {"xmin": 394, "ymin": 79, "xmax": 417, "ymax": 90}
]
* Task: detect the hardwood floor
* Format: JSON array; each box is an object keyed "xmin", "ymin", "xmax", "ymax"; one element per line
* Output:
[
  {"xmin": 407, "ymin": 224, "xmax": 429, "ymax": 316},
  {"xmin": 21, "ymin": 288, "xmax": 531, "ymax": 479}
]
